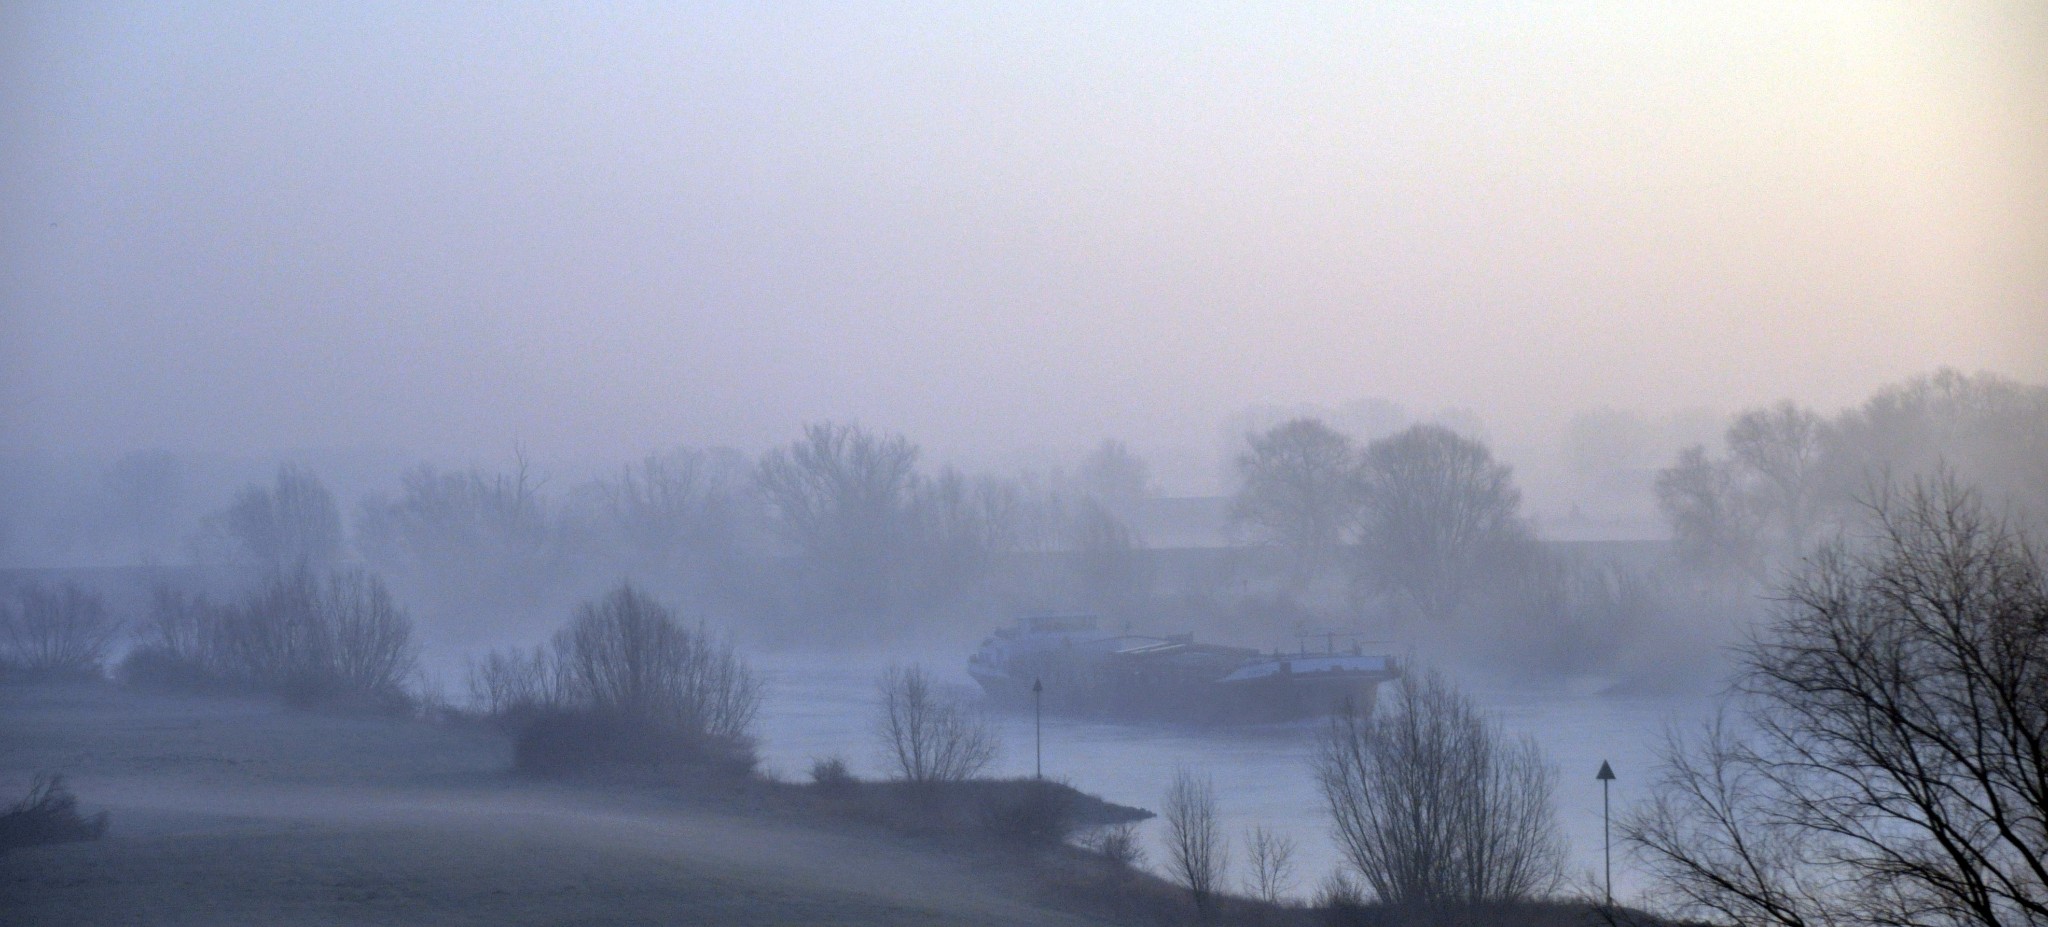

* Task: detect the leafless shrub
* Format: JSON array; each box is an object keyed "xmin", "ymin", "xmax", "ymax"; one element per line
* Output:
[
  {"xmin": 0, "ymin": 583, "xmax": 120, "ymax": 677},
  {"xmin": 122, "ymin": 584, "xmax": 240, "ymax": 691},
  {"xmin": 0, "ymin": 774, "xmax": 107, "ymax": 853},
  {"xmin": 1316, "ymin": 669, "xmax": 1564, "ymax": 906},
  {"xmin": 1624, "ymin": 475, "xmax": 2048, "ymax": 927},
  {"xmin": 809, "ymin": 755, "xmax": 857, "ymax": 794},
  {"xmin": 875, "ymin": 664, "xmax": 997, "ymax": 785},
  {"xmin": 131, "ymin": 585, "xmax": 218, "ymax": 671},
  {"xmin": 120, "ymin": 568, "xmax": 416, "ymax": 705},
  {"xmin": 551, "ymin": 582, "xmax": 761, "ymax": 739},
  {"xmin": 976, "ymin": 776, "xmax": 1080, "ymax": 845},
  {"xmin": 488, "ymin": 582, "xmax": 762, "ymax": 778},
  {"xmin": 465, "ymin": 645, "xmax": 560, "ymax": 719},
  {"xmin": 1164, "ymin": 766, "xmax": 1228, "ymax": 914},
  {"xmin": 1083, "ymin": 821, "xmax": 1146, "ymax": 868},
  {"xmin": 1244, "ymin": 824, "xmax": 1299, "ymax": 904},
  {"xmin": 1314, "ymin": 870, "xmax": 1368, "ymax": 912},
  {"xmin": 321, "ymin": 568, "xmax": 418, "ymax": 694},
  {"xmin": 512, "ymin": 709, "xmax": 755, "ymax": 779}
]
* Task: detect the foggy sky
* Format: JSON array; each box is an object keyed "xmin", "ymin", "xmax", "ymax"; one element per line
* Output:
[{"xmin": 4, "ymin": 2, "xmax": 2044, "ymax": 490}]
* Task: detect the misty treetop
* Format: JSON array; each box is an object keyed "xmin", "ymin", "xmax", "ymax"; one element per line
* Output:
[
  {"xmin": 189, "ymin": 464, "xmax": 345, "ymax": 570},
  {"xmin": 9, "ymin": 368, "xmax": 2040, "ymax": 685},
  {"xmin": 1228, "ymin": 419, "xmax": 1538, "ymax": 630},
  {"xmin": 1657, "ymin": 369, "xmax": 2048, "ymax": 583},
  {"xmin": 1230, "ymin": 417, "xmax": 1362, "ymax": 586},
  {"xmin": 153, "ymin": 422, "xmax": 1163, "ymax": 647}
]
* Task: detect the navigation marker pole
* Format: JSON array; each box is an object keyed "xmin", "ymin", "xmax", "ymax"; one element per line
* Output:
[
  {"xmin": 1032, "ymin": 677, "xmax": 1044, "ymax": 780},
  {"xmin": 1597, "ymin": 760, "xmax": 1616, "ymax": 907}
]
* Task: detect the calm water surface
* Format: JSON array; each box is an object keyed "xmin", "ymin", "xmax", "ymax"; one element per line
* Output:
[{"xmin": 752, "ymin": 650, "xmax": 1712, "ymax": 903}]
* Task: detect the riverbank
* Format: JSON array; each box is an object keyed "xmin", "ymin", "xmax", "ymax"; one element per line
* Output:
[
  {"xmin": 2, "ymin": 680, "xmax": 1695, "ymax": 926},
  {"xmin": 0, "ymin": 680, "xmax": 1132, "ymax": 926}
]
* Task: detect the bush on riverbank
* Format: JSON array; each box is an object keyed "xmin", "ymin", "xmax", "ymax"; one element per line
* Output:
[
  {"xmin": 513, "ymin": 707, "xmax": 757, "ymax": 780},
  {"xmin": 0, "ymin": 583, "xmax": 121, "ymax": 681},
  {"xmin": 119, "ymin": 569, "xmax": 418, "ymax": 712},
  {"xmin": 474, "ymin": 581, "xmax": 763, "ymax": 781},
  {"xmin": 800, "ymin": 773, "xmax": 1147, "ymax": 848},
  {"xmin": 0, "ymin": 774, "xmax": 107, "ymax": 854}
]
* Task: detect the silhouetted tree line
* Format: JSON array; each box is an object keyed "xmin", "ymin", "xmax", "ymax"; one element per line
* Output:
[
  {"xmin": 1228, "ymin": 419, "xmax": 1659, "ymax": 680},
  {"xmin": 11, "ymin": 368, "xmax": 2039, "ymax": 679},
  {"xmin": 1658, "ymin": 369, "xmax": 2048, "ymax": 582},
  {"xmin": 168, "ymin": 423, "xmax": 1156, "ymax": 646},
  {"xmin": 1221, "ymin": 370, "xmax": 2048, "ymax": 685}
]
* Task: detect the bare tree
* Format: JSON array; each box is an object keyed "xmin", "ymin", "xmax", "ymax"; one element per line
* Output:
[
  {"xmin": 553, "ymin": 582, "xmax": 761, "ymax": 740},
  {"xmin": 1316, "ymin": 668, "xmax": 1564, "ymax": 905},
  {"xmin": 1656, "ymin": 371, "xmax": 2048, "ymax": 583},
  {"xmin": 1655, "ymin": 445, "xmax": 1764, "ymax": 579},
  {"xmin": 756, "ymin": 423, "xmax": 921, "ymax": 624},
  {"xmin": 1823, "ymin": 369, "xmax": 2048, "ymax": 524},
  {"xmin": 354, "ymin": 456, "xmax": 556, "ymax": 613},
  {"xmin": 1624, "ymin": 475, "xmax": 2048, "ymax": 927},
  {"xmin": 1355, "ymin": 425, "xmax": 1531, "ymax": 623},
  {"xmin": 597, "ymin": 447, "xmax": 747, "ymax": 580},
  {"xmin": 320, "ymin": 568, "xmax": 419, "ymax": 695},
  {"xmin": 1230, "ymin": 418, "xmax": 1361, "ymax": 586},
  {"xmin": 1726, "ymin": 401, "xmax": 1828, "ymax": 553},
  {"xmin": 1244, "ymin": 824, "xmax": 1299, "ymax": 904},
  {"xmin": 1164, "ymin": 767, "xmax": 1229, "ymax": 914},
  {"xmin": 210, "ymin": 464, "xmax": 344, "ymax": 569},
  {"xmin": 875, "ymin": 664, "xmax": 997, "ymax": 785},
  {"xmin": 0, "ymin": 583, "xmax": 120, "ymax": 676},
  {"xmin": 465, "ymin": 644, "xmax": 561, "ymax": 718},
  {"xmin": 908, "ymin": 468, "xmax": 1020, "ymax": 610}
]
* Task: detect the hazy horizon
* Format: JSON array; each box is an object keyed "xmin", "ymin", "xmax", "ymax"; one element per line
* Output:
[{"xmin": 6, "ymin": 3, "xmax": 2045, "ymax": 494}]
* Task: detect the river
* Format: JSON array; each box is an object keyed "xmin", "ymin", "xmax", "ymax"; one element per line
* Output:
[{"xmin": 750, "ymin": 649, "xmax": 1714, "ymax": 904}]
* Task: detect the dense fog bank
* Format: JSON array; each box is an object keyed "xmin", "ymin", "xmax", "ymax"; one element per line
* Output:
[{"xmin": 3, "ymin": 369, "xmax": 2040, "ymax": 695}]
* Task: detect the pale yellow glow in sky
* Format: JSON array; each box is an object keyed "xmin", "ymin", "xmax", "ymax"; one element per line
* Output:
[{"xmin": 2, "ymin": 2, "xmax": 2042, "ymax": 490}]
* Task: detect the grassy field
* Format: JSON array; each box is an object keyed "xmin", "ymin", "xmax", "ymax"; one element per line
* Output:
[{"xmin": 0, "ymin": 682, "xmax": 1125, "ymax": 926}]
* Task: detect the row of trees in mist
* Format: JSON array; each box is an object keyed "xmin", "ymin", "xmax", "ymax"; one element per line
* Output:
[
  {"xmin": 1221, "ymin": 370, "xmax": 2048, "ymax": 681},
  {"xmin": 13, "ymin": 367, "xmax": 2040, "ymax": 680},
  {"xmin": 1227, "ymin": 417, "xmax": 1683, "ymax": 679},
  {"xmin": 1230, "ymin": 420, "xmax": 1529, "ymax": 621},
  {"xmin": 165, "ymin": 426, "xmax": 1155, "ymax": 645},
  {"xmin": 1657, "ymin": 368, "xmax": 2048, "ymax": 581}
]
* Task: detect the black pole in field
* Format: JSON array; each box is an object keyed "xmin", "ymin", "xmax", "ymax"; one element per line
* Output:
[
  {"xmin": 1597, "ymin": 759, "xmax": 1616, "ymax": 907},
  {"xmin": 1033, "ymin": 677, "xmax": 1044, "ymax": 780}
]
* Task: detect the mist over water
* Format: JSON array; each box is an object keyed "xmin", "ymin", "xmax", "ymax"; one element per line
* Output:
[
  {"xmin": 753, "ymin": 649, "xmax": 1705, "ymax": 902},
  {"xmin": 5, "ymin": 4, "xmax": 2046, "ymax": 923}
]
